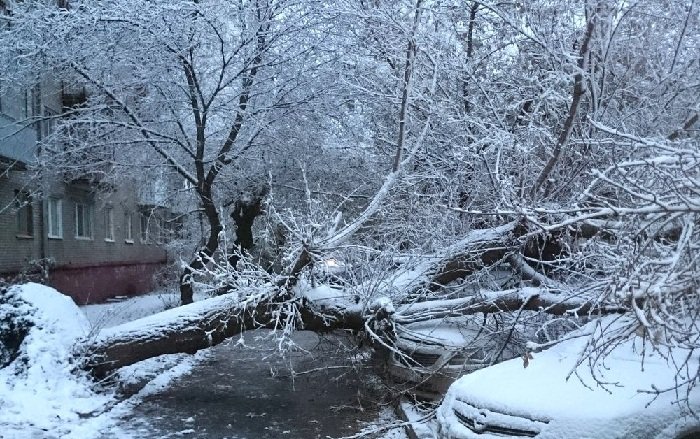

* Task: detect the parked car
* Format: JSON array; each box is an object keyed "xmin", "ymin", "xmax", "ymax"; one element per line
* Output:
[
  {"xmin": 387, "ymin": 317, "xmax": 520, "ymax": 399},
  {"xmin": 436, "ymin": 316, "xmax": 700, "ymax": 439}
]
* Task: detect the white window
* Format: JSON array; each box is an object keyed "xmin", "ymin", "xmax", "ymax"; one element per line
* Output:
[
  {"xmin": 140, "ymin": 212, "xmax": 149, "ymax": 243},
  {"xmin": 104, "ymin": 207, "xmax": 114, "ymax": 241},
  {"xmin": 159, "ymin": 217, "xmax": 168, "ymax": 244},
  {"xmin": 47, "ymin": 198, "xmax": 63, "ymax": 238},
  {"xmin": 125, "ymin": 213, "xmax": 133, "ymax": 243},
  {"xmin": 75, "ymin": 202, "xmax": 93, "ymax": 238}
]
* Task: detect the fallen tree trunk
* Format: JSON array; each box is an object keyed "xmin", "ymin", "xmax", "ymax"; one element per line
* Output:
[
  {"xmin": 84, "ymin": 218, "xmax": 636, "ymax": 378},
  {"xmin": 395, "ymin": 287, "xmax": 627, "ymax": 324},
  {"xmin": 86, "ymin": 281, "xmax": 627, "ymax": 378},
  {"xmin": 407, "ymin": 218, "xmax": 615, "ymax": 293},
  {"xmin": 87, "ymin": 287, "xmax": 366, "ymax": 378},
  {"xmin": 426, "ymin": 222, "xmax": 516, "ymax": 287}
]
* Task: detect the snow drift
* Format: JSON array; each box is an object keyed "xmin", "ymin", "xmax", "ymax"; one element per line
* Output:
[{"xmin": 0, "ymin": 283, "xmax": 113, "ymax": 437}]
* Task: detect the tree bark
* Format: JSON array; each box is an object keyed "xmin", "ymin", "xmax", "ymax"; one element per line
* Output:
[
  {"xmin": 87, "ymin": 288, "xmax": 365, "ymax": 378},
  {"xmin": 530, "ymin": 6, "xmax": 597, "ymax": 199},
  {"xmin": 179, "ymin": 12, "xmax": 267, "ymax": 304},
  {"xmin": 395, "ymin": 288, "xmax": 627, "ymax": 324},
  {"xmin": 228, "ymin": 190, "xmax": 267, "ymax": 268},
  {"xmin": 180, "ymin": 194, "xmax": 223, "ymax": 305}
]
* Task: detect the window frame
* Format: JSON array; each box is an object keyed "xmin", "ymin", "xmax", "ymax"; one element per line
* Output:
[
  {"xmin": 47, "ymin": 198, "xmax": 63, "ymax": 239},
  {"xmin": 14, "ymin": 190, "xmax": 33, "ymax": 238},
  {"xmin": 124, "ymin": 212, "xmax": 134, "ymax": 244},
  {"xmin": 74, "ymin": 201, "xmax": 93, "ymax": 239},
  {"xmin": 140, "ymin": 211, "xmax": 149, "ymax": 243},
  {"xmin": 104, "ymin": 207, "xmax": 114, "ymax": 242},
  {"xmin": 42, "ymin": 107, "xmax": 57, "ymax": 139}
]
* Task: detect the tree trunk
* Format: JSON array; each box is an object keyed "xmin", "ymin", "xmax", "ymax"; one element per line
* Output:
[
  {"xmin": 180, "ymin": 195, "xmax": 223, "ymax": 305},
  {"xmin": 87, "ymin": 288, "xmax": 365, "ymax": 378},
  {"xmin": 92, "ymin": 221, "xmax": 628, "ymax": 378},
  {"xmin": 228, "ymin": 190, "xmax": 267, "ymax": 268},
  {"xmin": 86, "ymin": 283, "xmax": 626, "ymax": 378}
]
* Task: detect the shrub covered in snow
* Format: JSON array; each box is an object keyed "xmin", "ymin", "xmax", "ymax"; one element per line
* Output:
[{"xmin": 0, "ymin": 285, "xmax": 34, "ymax": 368}]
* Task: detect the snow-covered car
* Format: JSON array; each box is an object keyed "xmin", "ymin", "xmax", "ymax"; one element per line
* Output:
[
  {"xmin": 437, "ymin": 317, "xmax": 700, "ymax": 439},
  {"xmin": 388, "ymin": 318, "xmax": 519, "ymax": 399}
]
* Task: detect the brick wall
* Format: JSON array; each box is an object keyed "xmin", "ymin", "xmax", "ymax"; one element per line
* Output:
[
  {"xmin": 50, "ymin": 262, "xmax": 164, "ymax": 304},
  {"xmin": 44, "ymin": 181, "xmax": 168, "ymax": 268},
  {"xmin": 1, "ymin": 171, "xmax": 170, "ymax": 303},
  {"xmin": 0, "ymin": 169, "xmax": 42, "ymax": 273}
]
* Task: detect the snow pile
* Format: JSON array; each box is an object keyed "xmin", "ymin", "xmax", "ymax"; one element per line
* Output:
[
  {"xmin": 297, "ymin": 280, "xmax": 364, "ymax": 316},
  {"xmin": 64, "ymin": 351, "xmax": 207, "ymax": 439},
  {"xmin": 370, "ymin": 296, "xmax": 396, "ymax": 315},
  {"xmin": 0, "ymin": 283, "xmax": 113, "ymax": 438}
]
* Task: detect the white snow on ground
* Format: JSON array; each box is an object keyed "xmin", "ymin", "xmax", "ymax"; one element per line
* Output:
[
  {"xmin": 62, "ymin": 351, "xmax": 209, "ymax": 439},
  {"xmin": 1, "ymin": 284, "xmax": 409, "ymax": 438},
  {"xmin": 0, "ymin": 283, "xmax": 113, "ymax": 438},
  {"xmin": 351, "ymin": 407, "xmax": 411, "ymax": 439},
  {"xmin": 0, "ymin": 284, "xmax": 208, "ymax": 438},
  {"xmin": 398, "ymin": 399, "xmax": 438, "ymax": 439},
  {"xmin": 82, "ymin": 289, "xmax": 209, "ymax": 329}
]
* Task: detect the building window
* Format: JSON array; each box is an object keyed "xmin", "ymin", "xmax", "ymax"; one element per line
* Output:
[
  {"xmin": 104, "ymin": 207, "xmax": 114, "ymax": 241},
  {"xmin": 31, "ymin": 85, "xmax": 40, "ymax": 120},
  {"xmin": 75, "ymin": 202, "xmax": 93, "ymax": 239},
  {"xmin": 14, "ymin": 190, "xmax": 33, "ymax": 237},
  {"xmin": 47, "ymin": 198, "xmax": 63, "ymax": 238},
  {"xmin": 124, "ymin": 212, "xmax": 133, "ymax": 243},
  {"xmin": 140, "ymin": 212, "xmax": 149, "ymax": 243}
]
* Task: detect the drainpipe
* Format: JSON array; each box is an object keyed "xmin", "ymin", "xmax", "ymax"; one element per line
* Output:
[
  {"xmin": 35, "ymin": 91, "xmax": 48, "ymax": 282},
  {"xmin": 39, "ymin": 197, "xmax": 48, "ymax": 281}
]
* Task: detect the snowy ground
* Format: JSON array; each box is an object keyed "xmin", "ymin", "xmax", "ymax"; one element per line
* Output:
[
  {"xmin": 0, "ymin": 284, "xmax": 411, "ymax": 439},
  {"xmin": 81, "ymin": 288, "xmax": 210, "ymax": 329}
]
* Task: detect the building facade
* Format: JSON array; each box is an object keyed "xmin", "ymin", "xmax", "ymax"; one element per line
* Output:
[{"xmin": 0, "ymin": 81, "xmax": 171, "ymax": 304}]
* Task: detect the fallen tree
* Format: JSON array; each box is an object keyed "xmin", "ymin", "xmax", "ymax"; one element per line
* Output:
[
  {"xmin": 80, "ymin": 211, "xmax": 635, "ymax": 377},
  {"xmin": 87, "ymin": 286, "xmax": 366, "ymax": 377},
  {"xmin": 85, "ymin": 279, "xmax": 628, "ymax": 378}
]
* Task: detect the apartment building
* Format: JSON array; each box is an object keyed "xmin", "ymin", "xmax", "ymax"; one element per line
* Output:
[{"xmin": 0, "ymin": 81, "xmax": 172, "ymax": 304}]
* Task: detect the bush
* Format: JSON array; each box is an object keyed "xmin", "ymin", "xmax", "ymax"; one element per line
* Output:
[{"xmin": 0, "ymin": 286, "xmax": 34, "ymax": 368}]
